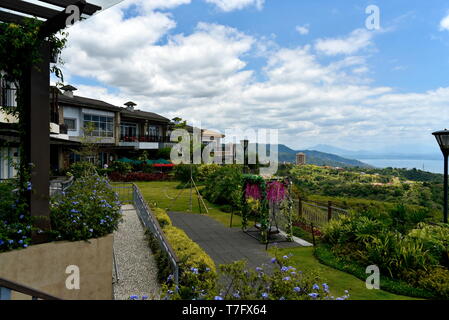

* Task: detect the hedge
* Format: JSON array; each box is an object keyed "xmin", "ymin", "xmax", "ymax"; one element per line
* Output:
[{"xmin": 147, "ymin": 208, "xmax": 216, "ymax": 298}]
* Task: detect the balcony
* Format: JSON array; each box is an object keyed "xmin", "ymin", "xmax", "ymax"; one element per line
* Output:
[{"xmin": 119, "ymin": 135, "xmax": 168, "ymax": 150}]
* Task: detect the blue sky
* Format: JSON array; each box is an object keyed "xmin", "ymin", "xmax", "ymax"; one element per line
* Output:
[{"xmin": 61, "ymin": 0, "xmax": 449, "ymax": 154}]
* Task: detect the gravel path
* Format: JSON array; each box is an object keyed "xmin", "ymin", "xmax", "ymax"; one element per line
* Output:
[{"xmin": 113, "ymin": 205, "xmax": 160, "ymax": 300}]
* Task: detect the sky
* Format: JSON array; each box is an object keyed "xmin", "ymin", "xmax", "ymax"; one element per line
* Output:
[{"xmin": 57, "ymin": 0, "xmax": 449, "ymax": 154}]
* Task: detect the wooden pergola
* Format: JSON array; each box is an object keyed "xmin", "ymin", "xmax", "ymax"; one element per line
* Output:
[{"xmin": 0, "ymin": 0, "xmax": 102, "ymax": 242}]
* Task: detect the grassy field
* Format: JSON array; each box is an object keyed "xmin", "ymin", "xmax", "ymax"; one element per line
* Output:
[
  {"xmin": 270, "ymin": 247, "xmax": 418, "ymax": 300},
  {"xmin": 133, "ymin": 181, "xmax": 244, "ymax": 227}
]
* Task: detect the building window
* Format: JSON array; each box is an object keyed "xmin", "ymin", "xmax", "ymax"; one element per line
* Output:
[
  {"xmin": 64, "ymin": 118, "xmax": 77, "ymax": 131},
  {"xmin": 83, "ymin": 114, "xmax": 114, "ymax": 137},
  {"xmin": 120, "ymin": 122, "xmax": 138, "ymax": 138},
  {"xmin": 148, "ymin": 125, "xmax": 160, "ymax": 137},
  {"xmin": 0, "ymin": 77, "xmax": 17, "ymax": 108}
]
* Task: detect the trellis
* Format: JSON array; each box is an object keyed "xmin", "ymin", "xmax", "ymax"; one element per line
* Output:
[{"xmin": 241, "ymin": 175, "xmax": 294, "ymax": 247}]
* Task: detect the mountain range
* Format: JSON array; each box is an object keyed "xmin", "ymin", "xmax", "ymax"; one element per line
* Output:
[{"xmin": 269, "ymin": 144, "xmax": 372, "ymax": 168}]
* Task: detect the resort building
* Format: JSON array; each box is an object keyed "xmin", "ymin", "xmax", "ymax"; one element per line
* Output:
[{"xmin": 296, "ymin": 152, "xmax": 306, "ymax": 165}]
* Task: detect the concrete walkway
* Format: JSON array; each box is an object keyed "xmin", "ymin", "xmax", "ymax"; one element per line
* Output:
[
  {"xmin": 168, "ymin": 212, "xmax": 301, "ymax": 269},
  {"xmin": 113, "ymin": 205, "xmax": 160, "ymax": 300}
]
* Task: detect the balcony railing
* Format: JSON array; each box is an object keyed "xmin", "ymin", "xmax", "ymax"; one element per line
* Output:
[
  {"xmin": 120, "ymin": 135, "xmax": 169, "ymax": 143},
  {"xmin": 0, "ymin": 87, "xmax": 17, "ymax": 108}
]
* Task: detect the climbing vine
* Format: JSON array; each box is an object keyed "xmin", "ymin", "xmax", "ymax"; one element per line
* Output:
[
  {"xmin": 0, "ymin": 18, "xmax": 67, "ymax": 210},
  {"xmin": 241, "ymin": 175, "xmax": 269, "ymax": 241}
]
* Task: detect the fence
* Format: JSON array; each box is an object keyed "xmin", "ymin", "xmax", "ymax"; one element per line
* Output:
[
  {"xmin": 295, "ymin": 198, "xmax": 349, "ymax": 229},
  {"xmin": 0, "ymin": 277, "xmax": 60, "ymax": 300},
  {"xmin": 112, "ymin": 183, "xmax": 180, "ymax": 286},
  {"xmin": 49, "ymin": 176, "xmax": 74, "ymax": 196}
]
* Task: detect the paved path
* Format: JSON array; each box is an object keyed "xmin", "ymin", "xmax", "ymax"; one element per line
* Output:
[
  {"xmin": 168, "ymin": 212, "xmax": 301, "ymax": 269},
  {"xmin": 113, "ymin": 205, "xmax": 160, "ymax": 300}
]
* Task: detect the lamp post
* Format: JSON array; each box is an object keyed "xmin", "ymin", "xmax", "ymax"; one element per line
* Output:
[{"xmin": 432, "ymin": 129, "xmax": 449, "ymax": 223}]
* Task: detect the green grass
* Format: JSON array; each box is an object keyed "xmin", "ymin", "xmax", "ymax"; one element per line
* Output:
[
  {"xmin": 270, "ymin": 246, "xmax": 418, "ymax": 300},
  {"xmin": 132, "ymin": 181, "xmax": 418, "ymax": 300},
  {"xmin": 134, "ymin": 181, "xmax": 244, "ymax": 227}
]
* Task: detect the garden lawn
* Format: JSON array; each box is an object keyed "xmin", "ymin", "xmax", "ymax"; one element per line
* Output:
[
  {"xmin": 270, "ymin": 247, "xmax": 418, "ymax": 300},
  {"xmin": 134, "ymin": 181, "xmax": 243, "ymax": 227}
]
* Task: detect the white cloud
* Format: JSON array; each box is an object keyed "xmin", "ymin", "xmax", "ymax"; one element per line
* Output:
[
  {"xmin": 314, "ymin": 28, "xmax": 374, "ymax": 55},
  {"xmin": 440, "ymin": 12, "xmax": 449, "ymax": 31},
  {"xmin": 60, "ymin": 3, "xmax": 449, "ymax": 151},
  {"xmin": 296, "ymin": 25, "xmax": 310, "ymax": 35},
  {"xmin": 204, "ymin": 0, "xmax": 264, "ymax": 12}
]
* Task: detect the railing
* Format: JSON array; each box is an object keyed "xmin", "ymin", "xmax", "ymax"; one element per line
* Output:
[
  {"xmin": 0, "ymin": 86, "xmax": 17, "ymax": 108},
  {"xmin": 295, "ymin": 198, "xmax": 349, "ymax": 229},
  {"xmin": 49, "ymin": 176, "xmax": 74, "ymax": 196},
  {"xmin": 111, "ymin": 183, "xmax": 180, "ymax": 286},
  {"xmin": 120, "ymin": 135, "xmax": 169, "ymax": 143},
  {"xmin": 0, "ymin": 277, "xmax": 60, "ymax": 300}
]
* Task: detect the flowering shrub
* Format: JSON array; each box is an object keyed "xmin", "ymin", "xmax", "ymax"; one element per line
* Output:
[
  {"xmin": 108, "ymin": 172, "xmax": 170, "ymax": 182},
  {"xmin": 162, "ymin": 251, "xmax": 350, "ymax": 301},
  {"xmin": 49, "ymin": 175, "xmax": 122, "ymax": 241},
  {"xmin": 266, "ymin": 181, "xmax": 286, "ymax": 203},
  {"xmin": 0, "ymin": 181, "xmax": 32, "ymax": 252}
]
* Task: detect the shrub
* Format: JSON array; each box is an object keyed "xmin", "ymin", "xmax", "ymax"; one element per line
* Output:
[
  {"xmin": 197, "ymin": 164, "xmax": 220, "ymax": 182},
  {"xmin": 157, "ymin": 147, "xmax": 172, "ymax": 160},
  {"xmin": 0, "ymin": 181, "xmax": 32, "ymax": 253},
  {"xmin": 147, "ymin": 208, "xmax": 216, "ymax": 299},
  {"xmin": 153, "ymin": 208, "xmax": 172, "ymax": 228},
  {"xmin": 68, "ymin": 161, "xmax": 97, "ymax": 179},
  {"xmin": 202, "ymin": 165, "xmax": 243, "ymax": 208},
  {"xmin": 49, "ymin": 175, "xmax": 122, "ymax": 241},
  {"xmin": 418, "ymin": 267, "xmax": 449, "ymax": 299},
  {"xmin": 174, "ymin": 164, "xmax": 198, "ymax": 184},
  {"xmin": 109, "ymin": 161, "xmax": 133, "ymax": 175}
]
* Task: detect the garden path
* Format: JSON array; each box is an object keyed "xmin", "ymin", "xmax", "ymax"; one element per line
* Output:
[
  {"xmin": 113, "ymin": 205, "xmax": 160, "ymax": 300},
  {"xmin": 168, "ymin": 211, "xmax": 303, "ymax": 269}
]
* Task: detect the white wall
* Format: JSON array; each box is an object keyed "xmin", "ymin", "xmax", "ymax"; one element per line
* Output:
[{"xmin": 63, "ymin": 106, "xmax": 115, "ymax": 138}]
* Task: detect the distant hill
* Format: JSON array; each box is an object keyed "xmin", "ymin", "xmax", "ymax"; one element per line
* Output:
[
  {"xmin": 264, "ymin": 144, "xmax": 372, "ymax": 168},
  {"xmin": 309, "ymin": 144, "xmax": 442, "ymax": 160}
]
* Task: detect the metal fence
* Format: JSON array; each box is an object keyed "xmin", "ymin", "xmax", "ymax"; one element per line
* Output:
[
  {"xmin": 112, "ymin": 183, "xmax": 180, "ymax": 286},
  {"xmin": 295, "ymin": 198, "xmax": 349, "ymax": 229},
  {"xmin": 49, "ymin": 176, "xmax": 74, "ymax": 196}
]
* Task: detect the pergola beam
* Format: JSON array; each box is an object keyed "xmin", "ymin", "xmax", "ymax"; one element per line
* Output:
[
  {"xmin": 0, "ymin": 10, "xmax": 29, "ymax": 24},
  {"xmin": 0, "ymin": 0, "xmax": 61, "ymax": 20},
  {"xmin": 40, "ymin": 0, "xmax": 101, "ymax": 16}
]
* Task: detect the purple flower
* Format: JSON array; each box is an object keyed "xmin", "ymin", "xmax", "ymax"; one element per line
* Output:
[
  {"xmin": 233, "ymin": 292, "xmax": 240, "ymax": 299},
  {"xmin": 261, "ymin": 292, "xmax": 268, "ymax": 299},
  {"xmin": 293, "ymin": 287, "xmax": 301, "ymax": 293},
  {"xmin": 281, "ymin": 266, "xmax": 289, "ymax": 272},
  {"xmin": 309, "ymin": 293, "xmax": 319, "ymax": 299},
  {"xmin": 283, "ymin": 277, "xmax": 291, "ymax": 281},
  {"xmin": 26, "ymin": 182, "xmax": 32, "ymax": 191},
  {"xmin": 17, "ymin": 229, "xmax": 22, "ymax": 234},
  {"xmin": 129, "ymin": 295, "xmax": 139, "ymax": 300},
  {"xmin": 270, "ymin": 258, "xmax": 276, "ymax": 263},
  {"xmin": 256, "ymin": 267, "xmax": 263, "ymax": 272},
  {"xmin": 89, "ymin": 229, "xmax": 93, "ymax": 233},
  {"xmin": 0, "ymin": 240, "xmax": 4, "ymax": 245},
  {"xmin": 214, "ymin": 296, "xmax": 223, "ymax": 300},
  {"xmin": 312, "ymin": 284, "xmax": 320, "ymax": 290},
  {"xmin": 190, "ymin": 267, "xmax": 199, "ymax": 274}
]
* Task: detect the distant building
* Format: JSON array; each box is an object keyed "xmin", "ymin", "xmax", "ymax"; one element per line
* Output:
[{"xmin": 296, "ymin": 153, "xmax": 306, "ymax": 165}]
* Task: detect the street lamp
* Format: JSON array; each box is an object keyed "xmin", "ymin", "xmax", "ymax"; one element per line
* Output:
[{"xmin": 432, "ymin": 129, "xmax": 449, "ymax": 223}]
